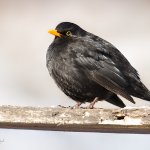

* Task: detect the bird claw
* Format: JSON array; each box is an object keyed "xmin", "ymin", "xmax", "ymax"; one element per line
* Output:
[
  {"xmin": 70, "ymin": 102, "xmax": 82, "ymax": 109},
  {"xmin": 58, "ymin": 98, "xmax": 98, "ymax": 109},
  {"xmin": 86, "ymin": 97, "xmax": 99, "ymax": 109},
  {"xmin": 58, "ymin": 103, "xmax": 82, "ymax": 109},
  {"xmin": 58, "ymin": 105, "xmax": 67, "ymax": 108},
  {"xmin": 87, "ymin": 104, "xmax": 95, "ymax": 109}
]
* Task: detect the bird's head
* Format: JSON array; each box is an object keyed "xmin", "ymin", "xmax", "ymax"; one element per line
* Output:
[{"xmin": 48, "ymin": 22, "xmax": 86, "ymax": 39}]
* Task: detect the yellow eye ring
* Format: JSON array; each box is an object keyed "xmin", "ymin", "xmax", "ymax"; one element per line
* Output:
[{"xmin": 66, "ymin": 31, "xmax": 72, "ymax": 36}]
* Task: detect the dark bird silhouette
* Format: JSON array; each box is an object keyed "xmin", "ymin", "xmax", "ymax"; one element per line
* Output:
[{"xmin": 46, "ymin": 22, "xmax": 150, "ymax": 108}]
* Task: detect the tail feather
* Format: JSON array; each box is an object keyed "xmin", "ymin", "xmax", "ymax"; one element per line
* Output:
[
  {"xmin": 106, "ymin": 94, "xmax": 126, "ymax": 108},
  {"xmin": 129, "ymin": 82, "xmax": 150, "ymax": 101},
  {"xmin": 133, "ymin": 91, "xmax": 150, "ymax": 101}
]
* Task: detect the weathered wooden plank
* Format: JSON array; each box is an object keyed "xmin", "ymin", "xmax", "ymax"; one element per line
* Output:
[{"xmin": 0, "ymin": 105, "xmax": 150, "ymax": 133}]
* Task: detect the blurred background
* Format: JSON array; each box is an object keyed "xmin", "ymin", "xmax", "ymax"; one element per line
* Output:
[{"xmin": 0, "ymin": 0, "xmax": 150, "ymax": 149}]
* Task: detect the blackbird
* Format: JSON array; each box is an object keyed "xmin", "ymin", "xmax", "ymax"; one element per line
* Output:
[{"xmin": 46, "ymin": 22, "xmax": 150, "ymax": 108}]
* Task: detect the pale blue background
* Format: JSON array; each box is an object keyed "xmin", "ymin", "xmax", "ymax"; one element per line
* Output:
[{"xmin": 0, "ymin": 0, "xmax": 150, "ymax": 149}]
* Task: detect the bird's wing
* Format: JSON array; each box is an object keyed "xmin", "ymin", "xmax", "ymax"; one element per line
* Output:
[{"xmin": 74, "ymin": 39, "xmax": 135, "ymax": 103}]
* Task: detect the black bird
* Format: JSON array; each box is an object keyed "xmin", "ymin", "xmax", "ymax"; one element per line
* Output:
[{"xmin": 46, "ymin": 22, "xmax": 150, "ymax": 108}]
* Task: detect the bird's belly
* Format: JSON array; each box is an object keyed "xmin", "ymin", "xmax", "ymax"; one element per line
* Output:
[{"xmin": 51, "ymin": 61, "xmax": 109, "ymax": 102}]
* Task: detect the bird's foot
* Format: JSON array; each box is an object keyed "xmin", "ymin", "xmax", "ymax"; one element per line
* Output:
[
  {"xmin": 58, "ymin": 105, "xmax": 67, "ymax": 108},
  {"xmin": 58, "ymin": 102, "xmax": 82, "ymax": 109},
  {"xmin": 71, "ymin": 102, "xmax": 82, "ymax": 109},
  {"xmin": 87, "ymin": 97, "xmax": 99, "ymax": 109}
]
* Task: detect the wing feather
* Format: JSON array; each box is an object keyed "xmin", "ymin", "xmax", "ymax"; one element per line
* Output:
[{"xmin": 75, "ymin": 43, "xmax": 135, "ymax": 103}]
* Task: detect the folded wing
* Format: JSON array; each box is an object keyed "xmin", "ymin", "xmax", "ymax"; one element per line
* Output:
[{"xmin": 74, "ymin": 40, "xmax": 135, "ymax": 103}]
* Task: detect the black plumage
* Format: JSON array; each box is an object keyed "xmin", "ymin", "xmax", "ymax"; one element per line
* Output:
[{"xmin": 46, "ymin": 22, "xmax": 150, "ymax": 108}]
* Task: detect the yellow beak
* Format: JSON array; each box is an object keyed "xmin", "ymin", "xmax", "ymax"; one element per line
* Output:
[{"xmin": 48, "ymin": 29, "xmax": 61, "ymax": 37}]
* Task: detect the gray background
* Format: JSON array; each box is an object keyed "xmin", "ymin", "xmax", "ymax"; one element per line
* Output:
[{"xmin": 0, "ymin": 0, "xmax": 150, "ymax": 149}]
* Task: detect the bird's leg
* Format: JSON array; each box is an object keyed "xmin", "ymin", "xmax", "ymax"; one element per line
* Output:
[
  {"xmin": 87, "ymin": 97, "xmax": 99, "ymax": 109},
  {"xmin": 72, "ymin": 101, "xmax": 82, "ymax": 109}
]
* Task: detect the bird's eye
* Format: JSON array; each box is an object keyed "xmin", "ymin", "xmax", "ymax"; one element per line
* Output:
[{"xmin": 66, "ymin": 31, "xmax": 72, "ymax": 36}]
